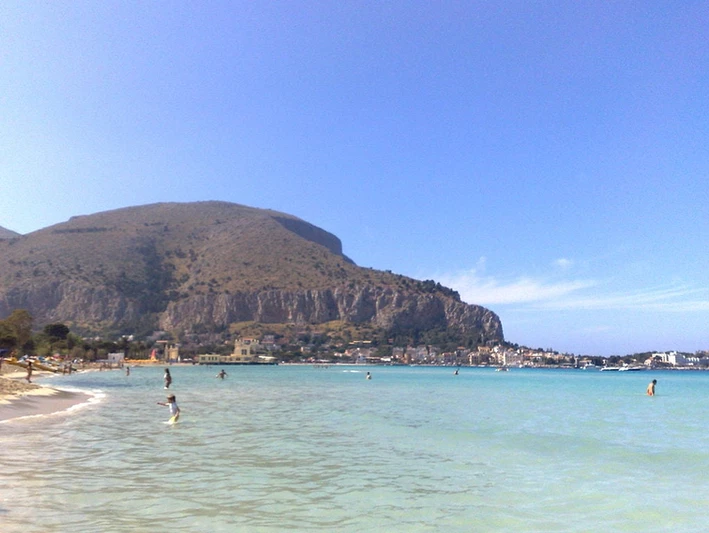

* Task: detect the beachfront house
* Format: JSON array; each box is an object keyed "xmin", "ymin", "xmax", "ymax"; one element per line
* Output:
[
  {"xmin": 197, "ymin": 338, "xmax": 277, "ymax": 365},
  {"xmin": 107, "ymin": 352, "xmax": 125, "ymax": 364}
]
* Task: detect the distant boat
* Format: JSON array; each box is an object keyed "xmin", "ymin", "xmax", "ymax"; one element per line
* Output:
[
  {"xmin": 495, "ymin": 366, "xmax": 509, "ymax": 372},
  {"xmin": 600, "ymin": 365, "xmax": 645, "ymax": 372}
]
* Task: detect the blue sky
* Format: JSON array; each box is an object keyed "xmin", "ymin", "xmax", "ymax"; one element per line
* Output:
[{"xmin": 1, "ymin": 1, "xmax": 708, "ymax": 356}]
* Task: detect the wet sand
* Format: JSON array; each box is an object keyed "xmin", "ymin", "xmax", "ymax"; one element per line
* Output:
[{"xmin": 0, "ymin": 372, "xmax": 92, "ymax": 422}]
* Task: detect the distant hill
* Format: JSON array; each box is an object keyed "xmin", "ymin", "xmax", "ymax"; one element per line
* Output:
[
  {"xmin": 0, "ymin": 201, "xmax": 503, "ymax": 347},
  {"xmin": 0, "ymin": 226, "xmax": 20, "ymax": 239}
]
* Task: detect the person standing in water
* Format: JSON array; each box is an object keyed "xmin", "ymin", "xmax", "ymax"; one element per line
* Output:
[
  {"xmin": 26, "ymin": 360, "xmax": 33, "ymax": 383},
  {"xmin": 647, "ymin": 379, "xmax": 657, "ymax": 396},
  {"xmin": 366, "ymin": 371, "xmax": 372, "ymax": 380},
  {"xmin": 216, "ymin": 369, "xmax": 227, "ymax": 379},
  {"xmin": 164, "ymin": 368, "xmax": 172, "ymax": 389},
  {"xmin": 157, "ymin": 394, "xmax": 180, "ymax": 422}
]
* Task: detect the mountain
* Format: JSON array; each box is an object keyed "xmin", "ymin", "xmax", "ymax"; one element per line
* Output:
[
  {"xmin": 0, "ymin": 226, "xmax": 20, "ymax": 239},
  {"xmin": 0, "ymin": 201, "xmax": 503, "ymax": 346}
]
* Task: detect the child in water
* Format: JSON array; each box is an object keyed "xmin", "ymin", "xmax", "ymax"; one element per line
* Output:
[{"xmin": 157, "ymin": 394, "xmax": 180, "ymax": 422}]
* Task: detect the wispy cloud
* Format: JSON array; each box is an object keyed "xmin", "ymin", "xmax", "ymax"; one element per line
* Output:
[
  {"xmin": 540, "ymin": 285, "xmax": 709, "ymax": 312},
  {"xmin": 438, "ymin": 269, "xmax": 596, "ymax": 305},
  {"xmin": 437, "ymin": 267, "xmax": 709, "ymax": 313}
]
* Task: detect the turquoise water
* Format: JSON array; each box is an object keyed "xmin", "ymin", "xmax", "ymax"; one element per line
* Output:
[{"xmin": 2, "ymin": 365, "xmax": 709, "ymax": 532}]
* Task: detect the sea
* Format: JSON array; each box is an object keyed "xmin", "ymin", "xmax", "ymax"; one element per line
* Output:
[{"xmin": 2, "ymin": 364, "xmax": 709, "ymax": 533}]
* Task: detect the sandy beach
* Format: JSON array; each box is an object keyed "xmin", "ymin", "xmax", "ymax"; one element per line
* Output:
[{"xmin": 0, "ymin": 365, "xmax": 91, "ymax": 422}]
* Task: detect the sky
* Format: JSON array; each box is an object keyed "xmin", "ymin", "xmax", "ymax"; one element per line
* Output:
[{"xmin": 1, "ymin": 1, "xmax": 708, "ymax": 356}]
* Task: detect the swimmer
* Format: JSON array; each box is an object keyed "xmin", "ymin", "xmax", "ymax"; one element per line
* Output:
[
  {"xmin": 164, "ymin": 368, "xmax": 172, "ymax": 389},
  {"xmin": 366, "ymin": 371, "xmax": 372, "ymax": 380},
  {"xmin": 647, "ymin": 379, "xmax": 657, "ymax": 396},
  {"xmin": 157, "ymin": 394, "xmax": 180, "ymax": 422},
  {"xmin": 216, "ymin": 369, "xmax": 227, "ymax": 379}
]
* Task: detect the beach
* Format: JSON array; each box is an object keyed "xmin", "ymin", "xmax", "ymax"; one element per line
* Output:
[{"xmin": 0, "ymin": 365, "xmax": 91, "ymax": 422}]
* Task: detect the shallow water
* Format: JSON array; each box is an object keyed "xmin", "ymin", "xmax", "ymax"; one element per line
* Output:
[{"xmin": 1, "ymin": 366, "xmax": 708, "ymax": 532}]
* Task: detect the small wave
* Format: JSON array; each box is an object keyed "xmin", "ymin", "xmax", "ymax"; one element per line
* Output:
[
  {"xmin": 56, "ymin": 386, "xmax": 106, "ymax": 400},
  {"xmin": 65, "ymin": 388, "xmax": 105, "ymax": 413},
  {"xmin": 0, "ymin": 388, "xmax": 104, "ymax": 424}
]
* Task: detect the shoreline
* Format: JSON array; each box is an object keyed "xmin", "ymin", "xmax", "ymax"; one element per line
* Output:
[
  {"xmin": 0, "ymin": 386, "xmax": 93, "ymax": 423},
  {"xmin": 0, "ymin": 371, "xmax": 94, "ymax": 423}
]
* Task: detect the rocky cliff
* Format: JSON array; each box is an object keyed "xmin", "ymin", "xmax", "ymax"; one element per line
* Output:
[
  {"xmin": 0, "ymin": 202, "xmax": 504, "ymax": 346},
  {"xmin": 159, "ymin": 287, "xmax": 502, "ymax": 342}
]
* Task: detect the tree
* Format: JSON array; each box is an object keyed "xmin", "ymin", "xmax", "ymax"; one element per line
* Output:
[
  {"xmin": 44, "ymin": 323, "xmax": 70, "ymax": 341},
  {"xmin": 4, "ymin": 309, "xmax": 33, "ymax": 350},
  {"xmin": 375, "ymin": 344, "xmax": 392, "ymax": 358},
  {"xmin": 0, "ymin": 322, "xmax": 17, "ymax": 352},
  {"xmin": 69, "ymin": 345, "xmax": 85, "ymax": 362},
  {"xmin": 67, "ymin": 332, "xmax": 82, "ymax": 351},
  {"xmin": 43, "ymin": 323, "xmax": 71, "ymax": 358}
]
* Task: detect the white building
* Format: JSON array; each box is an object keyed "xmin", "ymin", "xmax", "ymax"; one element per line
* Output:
[{"xmin": 107, "ymin": 352, "xmax": 125, "ymax": 364}]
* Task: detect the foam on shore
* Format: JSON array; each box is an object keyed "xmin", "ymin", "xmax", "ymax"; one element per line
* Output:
[{"xmin": 0, "ymin": 386, "xmax": 102, "ymax": 423}]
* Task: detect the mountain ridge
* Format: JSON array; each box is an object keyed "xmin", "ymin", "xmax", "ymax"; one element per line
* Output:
[
  {"xmin": 0, "ymin": 202, "xmax": 503, "ymax": 347},
  {"xmin": 0, "ymin": 226, "xmax": 20, "ymax": 239}
]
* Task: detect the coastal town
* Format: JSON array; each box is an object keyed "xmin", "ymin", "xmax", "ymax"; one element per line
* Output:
[
  {"xmin": 4, "ymin": 328, "xmax": 709, "ymax": 373},
  {"xmin": 191, "ymin": 337, "xmax": 709, "ymax": 370}
]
